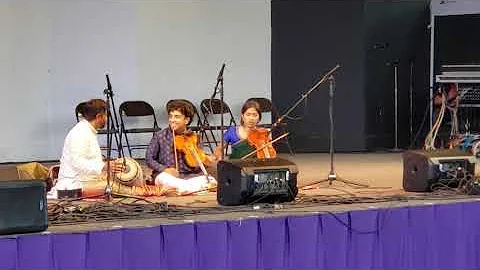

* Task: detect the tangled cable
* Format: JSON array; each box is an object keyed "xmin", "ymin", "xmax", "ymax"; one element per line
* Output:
[
  {"xmin": 47, "ymin": 187, "xmax": 480, "ymax": 227},
  {"xmin": 48, "ymin": 197, "xmax": 182, "ymax": 225},
  {"xmin": 425, "ymin": 92, "xmax": 447, "ymax": 150},
  {"xmin": 429, "ymin": 168, "xmax": 480, "ymax": 196}
]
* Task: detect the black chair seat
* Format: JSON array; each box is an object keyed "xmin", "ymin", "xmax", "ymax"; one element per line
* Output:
[
  {"xmin": 98, "ymin": 128, "xmax": 119, "ymax": 134},
  {"xmin": 199, "ymin": 98, "xmax": 237, "ymax": 155},
  {"xmin": 188, "ymin": 126, "xmax": 229, "ymax": 132},
  {"xmin": 256, "ymin": 123, "xmax": 287, "ymax": 129},
  {"xmin": 123, "ymin": 127, "xmax": 160, "ymax": 134},
  {"xmin": 119, "ymin": 100, "xmax": 160, "ymax": 157},
  {"xmin": 189, "ymin": 126, "xmax": 202, "ymax": 132},
  {"xmin": 129, "ymin": 144, "xmax": 150, "ymax": 149},
  {"xmin": 201, "ymin": 125, "xmax": 230, "ymax": 131},
  {"xmin": 256, "ymin": 124, "xmax": 271, "ymax": 129}
]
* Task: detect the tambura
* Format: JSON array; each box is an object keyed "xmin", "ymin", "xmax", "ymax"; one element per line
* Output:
[
  {"xmin": 229, "ymin": 140, "xmax": 256, "ymax": 159},
  {"xmin": 114, "ymin": 158, "xmax": 145, "ymax": 186}
]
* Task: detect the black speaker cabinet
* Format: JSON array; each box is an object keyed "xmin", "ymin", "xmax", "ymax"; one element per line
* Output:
[
  {"xmin": 217, "ymin": 157, "xmax": 299, "ymax": 206},
  {"xmin": 0, "ymin": 180, "xmax": 48, "ymax": 235},
  {"xmin": 402, "ymin": 149, "xmax": 476, "ymax": 192}
]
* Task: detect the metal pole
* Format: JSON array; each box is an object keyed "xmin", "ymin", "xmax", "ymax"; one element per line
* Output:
[
  {"xmin": 429, "ymin": 15, "xmax": 435, "ymax": 130},
  {"xmin": 409, "ymin": 60, "xmax": 414, "ymax": 142},
  {"xmin": 394, "ymin": 63, "xmax": 399, "ymax": 149},
  {"xmin": 328, "ymin": 75, "xmax": 336, "ymax": 182}
]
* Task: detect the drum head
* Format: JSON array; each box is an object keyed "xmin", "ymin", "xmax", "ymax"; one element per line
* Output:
[{"xmin": 115, "ymin": 158, "xmax": 140, "ymax": 185}]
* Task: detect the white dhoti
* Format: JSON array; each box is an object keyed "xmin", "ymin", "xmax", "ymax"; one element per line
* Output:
[{"xmin": 155, "ymin": 173, "xmax": 216, "ymax": 193}]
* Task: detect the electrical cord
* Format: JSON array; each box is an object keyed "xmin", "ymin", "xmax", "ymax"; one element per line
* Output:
[{"xmin": 47, "ymin": 186, "xmax": 480, "ymax": 230}]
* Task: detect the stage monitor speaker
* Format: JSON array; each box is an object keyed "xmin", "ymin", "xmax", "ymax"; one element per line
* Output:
[
  {"xmin": 217, "ymin": 157, "xmax": 298, "ymax": 206},
  {"xmin": 402, "ymin": 149, "xmax": 476, "ymax": 192},
  {"xmin": 0, "ymin": 180, "xmax": 48, "ymax": 235}
]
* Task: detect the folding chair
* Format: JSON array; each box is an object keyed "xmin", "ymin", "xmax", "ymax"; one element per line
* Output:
[
  {"xmin": 118, "ymin": 100, "xmax": 161, "ymax": 157},
  {"xmin": 247, "ymin": 97, "xmax": 295, "ymax": 155},
  {"xmin": 166, "ymin": 99, "xmax": 215, "ymax": 152},
  {"xmin": 75, "ymin": 101, "xmax": 121, "ymax": 156},
  {"xmin": 200, "ymin": 98, "xmax": 237, "ymax": 150}
]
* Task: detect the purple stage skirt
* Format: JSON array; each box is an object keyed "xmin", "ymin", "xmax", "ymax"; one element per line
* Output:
[{"xmin": 0, "ymin": 200, "xmax": 478, "ymax": 268}]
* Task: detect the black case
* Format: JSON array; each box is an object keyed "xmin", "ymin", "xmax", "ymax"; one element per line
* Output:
[
  {"xmin": 0, "ymin": 180, "xmax": 48, "ymax": 235},
  {"xmin": 217, "ymin": 158, "xmax": 298, "ymax": 206},
  {"xmin": 403, "ymin": 150, "xmax": 475, "ymax": 192}
]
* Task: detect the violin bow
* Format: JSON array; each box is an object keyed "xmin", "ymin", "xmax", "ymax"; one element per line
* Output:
[
  {"xmin": 188, "ymin": 144, "xmax": 209, "ymax": 177},
  {"xmin": 172, "ymin": 128, "xmax": 179, "ymax": 171},
  {"xmin": 240, "ymin": 132, "xmax": 289, "ymax": 160},
  {"xmin": 184, "ymin": 134, "xmax": 211, "ymax": 183}
]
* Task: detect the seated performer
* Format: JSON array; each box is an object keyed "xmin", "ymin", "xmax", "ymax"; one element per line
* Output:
[
  {"xmin": 48, "ymin": 99, "xmax": 167, "ymax": 199},
  {"xmin": 215, "ymin": 99, "xmax": 277, "ymax": 160},
  {"xmin": 145, "ymin": 100, "xmax": 217, "ymax": 193}
]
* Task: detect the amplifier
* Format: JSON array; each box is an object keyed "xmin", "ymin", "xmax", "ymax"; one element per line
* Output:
[
  {"xmin": 0, "ymin": 180, "xmax": 48, "ymax": 235},
  {"xmin": 217, "ymin": 157, "xmax": 298, "ymax": 206},
  {"xmin": 403, "ymin": 149, "xmax": 476, "ymax": 192}
]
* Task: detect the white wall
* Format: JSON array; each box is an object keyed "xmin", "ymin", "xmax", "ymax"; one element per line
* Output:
[{"xmin": 0, "ymin": 0, "xmax": 271, "ymax": 162}]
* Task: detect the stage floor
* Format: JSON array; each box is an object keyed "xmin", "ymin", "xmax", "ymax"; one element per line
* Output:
[
  {"xmin": 40, "ymin": 152, "xmax": 480, "ymax": 233},
  {"xmin": 150, "ymin": 152, "xmax": 407, "ymax": 205}
]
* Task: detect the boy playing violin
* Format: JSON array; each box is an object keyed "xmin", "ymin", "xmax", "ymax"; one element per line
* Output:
[{"xmin": 146, "ymin": 100, "xmax": 217, "ymax": 193}]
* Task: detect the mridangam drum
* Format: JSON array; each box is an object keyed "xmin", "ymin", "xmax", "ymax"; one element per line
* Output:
[{"xmin": 114, "ymin": 158, "xmax": 145, "ymax": 186}]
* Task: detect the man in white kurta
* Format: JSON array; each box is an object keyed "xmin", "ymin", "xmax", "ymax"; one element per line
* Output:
[
  {"xmin": 48, "ymin": 119, "xmax": 104, "ymax": 197},
  {"xmin": 49, "ymin": 99, "xmax": 171, "ymax": 199},
  {"xmin": 48, "ymin": 99, "xmax": 122, "ymax": 199}
]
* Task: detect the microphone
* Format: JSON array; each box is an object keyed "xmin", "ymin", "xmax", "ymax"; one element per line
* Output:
[
  {"xmin": 106, "ymin": 74, "xmax": 112, "ymax": 91},
  {"xmin": 217, "ymin": 63, "xmax": 226, "ymax": 81}
]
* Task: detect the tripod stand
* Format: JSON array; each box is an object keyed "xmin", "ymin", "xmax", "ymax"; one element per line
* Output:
[
  {"xmin": 273, "ymin": 65, "xmax": 368, "ymax": 189},
  {"xmin": 304, "ymin": 75, "xmax": 368, "ymax": 188},
  {"xmin": 103, "ymin": 74, "xmax": 126, "ymax": 200}
]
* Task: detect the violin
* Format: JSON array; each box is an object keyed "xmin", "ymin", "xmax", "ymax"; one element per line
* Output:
[
  {"xmin": 246, "ymin": 127, "xmax": 277, "ymax": 159},
  {"xmin": 173, "ymin": 132, "xmax": 210, "ymax": 168}
]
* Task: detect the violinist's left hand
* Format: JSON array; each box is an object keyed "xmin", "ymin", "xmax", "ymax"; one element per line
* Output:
[
  {"xmin": 213, "ymin": 147, "xmax": 223, "ymax": 161},
  {"xmin": 205, "ymin": 154, "xmax": 217, "ymax": 166}
]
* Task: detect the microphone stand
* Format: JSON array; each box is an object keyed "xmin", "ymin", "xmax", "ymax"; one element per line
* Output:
[
  {"xmin": 273, "ymin": 65, "xmax": 339, "ymax": 128},
  {"xmin": 312, "ymin": 75, "xmax": 367, "ymax": 187},
  {"xmin": 273, "ymin": 65, "xmax": 368, "ymax": 188},
  {"xmin": 409, "ymin": 59, "xmax": 414, "ymax": 144},
  {"xmin": 209, "ymin": 63, "xmax": 225, "ymax": 160},
  {"xmin": 389, "ymin": 60, "xmax": 403, "ymax": 152},
  {"xmin": 103, "ymin": 74, "xmax": 125, "ymax": 201}
]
